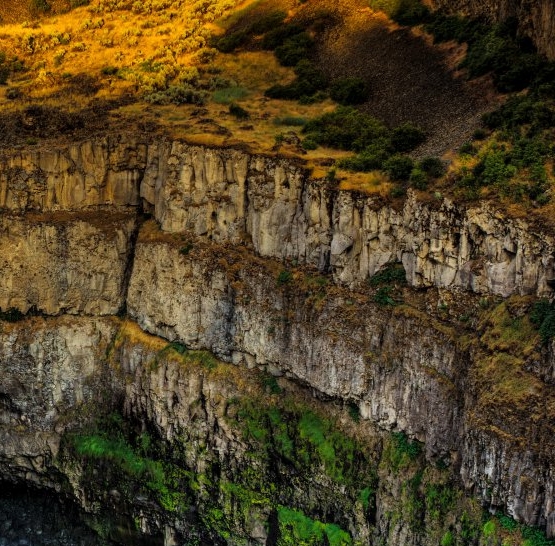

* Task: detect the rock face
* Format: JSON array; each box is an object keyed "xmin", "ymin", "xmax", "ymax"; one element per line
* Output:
[
  {"xmin": 427, "ymin": 0, "xmax": 555, "ymax": 60},
  {"xmin": 2, "ymin": 137, "xmax": 554, "ymax": 304},
  {"xmin": 0, "ymin": 212, "xmax": 137, "ymax": 315},
  {"xmin": 1, "ymin": 137, "xmax": 555, "ymax": 543}
]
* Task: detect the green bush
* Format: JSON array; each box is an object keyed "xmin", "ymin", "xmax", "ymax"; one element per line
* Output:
[
  {"xmin": 369, "ymin": 262, "xmax": 406, "ymax": 287},
  {"xmin": 531, "ymin": 299, "xmax": 555, "ymax": 343},
  {"xmin": 419, "ymin": 156, "xmax": 445, "ymax": 178},
  {"xmin": 100, "ymin": 65, "xmax": 118, "ymax": 76},
  {"xmin": 144, "ymin": 84, "xmax": 207, "ymax": 105},
  {"xmin": 212, "ymin": 85, "xmax": 249, "ymax": 104},
  {"xmin": 274, "ymin": 32, "xmax": 313, "ymax": 67},
  {"xmin": 383, "ymin": 154, "xmax": 414, "ymax": 181},
  {"xmin": 277, "ymin": 270, "xmax": 293, "ymax": 285},
  {"xmin": 261, "ymin": 23, "xmax": 305, "ymax": 50},
  {"xmin": 0, "ymin": 308, "xmax": 25, "ymax": 322},
  {"xmin": 265, "ymin": 60, "xmax": 327, "ymax": 101},
  {"xmin": 213, "ymin": 30, "xmax": 249, "ymax": 53},
  {"xmin": 273, "ymin": 116, "xmax": 307, "ymax": 126},
  {"xmin": 409, "ymin": 167, "xmax": 428, "ymax": 190},
  {"xmin": 390, "ymin": 122, "xmax": 426, "ymax": 153},
  {"xmin": 303, "ymin": 106, "xmax": 389, "ymax": 151},
  {"xmin": 30, "ymin": 0, "xmax": 51, "ymax": 14},
  {"xmin": 329, "ymin": 77, "xmax": 369, "ymax": 105},
  {"xmin": 370, "ymin": 0, "xmax": 430, "ymax": 26},
  {"xmin": 229, "ymin": 102, "xmax": 249, "ymax": 119}
]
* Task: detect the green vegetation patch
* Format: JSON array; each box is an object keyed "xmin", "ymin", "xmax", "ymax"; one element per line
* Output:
[
  {"xmin": 277, "ymin": 506, "xmax": 352, "ymax": 546},
  {"xmin": 530, "ymin": 299, "xmax": 555, "ymax": 343}
]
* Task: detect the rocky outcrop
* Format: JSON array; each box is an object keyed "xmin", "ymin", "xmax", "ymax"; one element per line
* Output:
[
  {"xmin": 0, "ymin": 212, "xmax": 137, "ymax": 315},
  {"xmin": 427, "ymin": 0, "xmax": 555, "ymax": 60}
]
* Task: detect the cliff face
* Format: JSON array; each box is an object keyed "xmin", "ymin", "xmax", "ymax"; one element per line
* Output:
[
  {"xmin": 4, "ymin": 137, "xmax": 555, "ymax": 298},
  {"xmin": 1, "ymin": 137, "xmax": 555, "ymax": 544},
  {"xmin": 428, "ymin": 0, "xmax": 555, "ymax": 60}
]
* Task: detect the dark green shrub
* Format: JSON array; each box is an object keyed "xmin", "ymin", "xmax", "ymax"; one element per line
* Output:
[
  {"xmin": 0, "ymin": 308, "xmax": 25, "ymax": 322},
  {"xmin": 383, "ymin": 154, "xmax": 414, "ymax": 181},
  {"xmin": 0, "ymin": 66, "xmax": 9, "ymax": 85},
  {"xmin": 329, "ymin": 77, "xmax": 370, "ymax": 105},
  {"xmin": 301, "ymin": 137, "xmax": 318, "ymax": 150},
  {"xmin": 531, "ymin": 299, "xmax": 555, "ymax": 343},
  {"xmin": 302, "ymin": 106, "xmax": 389, "ymax": 151},
  {"xmin": 213, "ymin": 30, "xmax": 249, "ymax": 53},
  {"xmin": 100, "ymin": 65, "xmax": 118, "ymax": 76},
  {"xmin": 338, "ymin": 143, "xmax": 390, "ymax": 171},
  {"xmin": 277, "ymin": 270, "xmax": 293, "ymax": 285},
  {"xmin": 144, "ymin": 84, "xmax": 207, "ymax": 105},
  {"xmin": 273, "ymin": 116, "xmax": 307, "ymax": 126},
  {"xmin": 369, "ymin": 262, "xmax": 406, "ymax": 287},
  {"xmin": 229, "ymin": 103, "xmax": 249, "ymax": 119},
  {"xmin": 179, "ymin": 243, "xmax": 193, "ymax": 255},
  {"xmin": 370, "ymin": 0, "xmax": 430, "ymax": 26},
  {"xmin": 409, "ymin": 167, "xmax": 427, "ymax": 190},
  {"xmin": 274, "ymin": 32, "xmax": 313, "ymax": 67},
  {"xmin": 265, "ymin": 60, "xmax": 327, "ymax": 101},
  {"xmin": 419, "ymin": 156, "xmax": 445, "ymax": 178},
  {"xmin": 261, "ymin": 23, "xmax": 305, "ymax": 50},
  {"xmin": 30, "ymin": 0, "xmax": 51, "ymax": 14},
  {"xmin": 390, "ymin": 122, "xmax": 426, "ymax": 152},
  {"xmin": 70, "ymin": 0, "xmax": 90, "ymax": 6}
]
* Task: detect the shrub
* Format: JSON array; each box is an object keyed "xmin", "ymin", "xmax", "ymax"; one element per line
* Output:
[
  {"xmin": 302, "ymin": 106, "xmax": 389, "ymax": 151},
  {"xmin": 383, "ymin": 154, "xmax": 414, "ymax": 181},
  {"xmin": 0, "ymin": 66, "xmax": 9, "ymax": 85},
  {"xmin": 144, "ymin": 84, "xmax": 207, "ymax": 105},
  {"xmin": 265, "ymin": 60, "xmax": 326, "ymax": 101},
  {"xmin": 390, "ymin": 122, "xmax": 426, "ymax": 152},
  {"xmin": 409, "ymin": 167, "xmax": 427, "ymax": 190},
  {"xmin": 369, "ymin": 0, "xmax": 430, "ymax": 26},
  {"xmin": 273, "ymin": 116, "xmax": 307, "ymax": 126},
  {"xmin": 419, "ymin": 156, "xmax": 445, "ymax": 178},
  {"xmin": 229, "ymin": 102, "xmax": 249, "ymax": 119},
  {"xmin": 369, "ymin": 262, "xmax": 406, "ymax": 287},
  {"xmin": 213, "ymin": 30, "xmax": 249, "ymax": 53},
  {"xmin": 530, "ymin": 299, "xmax": 555, "ymax": 343},
  {"xmin": 212, "ymin": 85, "xmax": 248, "ymax": 104},
  {"xmin": 261, "ymin": 23, "xmax": 305, "ymax": 50},
  {"xmin": 31, "ymin": 0, "xmax": 51, "ymax": 14},
  {"xmin": 274, "ymin": 32, "xmax": 313, "ymax": 67},
  {"xmin": 101, "ymin": 65, "xmax": 118, "ymax": 75},
  {"xmin": 329, "ymin": 77, "xmax": 370, "ymax": 105},
  {"xmin": 277, "ymin": 270, "xmax": 293, "ymax": 285}
]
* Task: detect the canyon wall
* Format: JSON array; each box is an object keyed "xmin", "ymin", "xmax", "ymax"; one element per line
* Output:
[
  {"xmin": 428, "ymin": 0, "xmax": 555, "ymax": 60},
  {"xmin": 0, "ymin": 137, "xmax": 555, "ymax": 543},
  {"xmin": 3, "ymin": 137, "xmax": 555, "ymax": 298}
]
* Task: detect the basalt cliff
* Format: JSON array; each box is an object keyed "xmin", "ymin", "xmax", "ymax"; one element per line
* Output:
[{"xmin": 1, "ymin": 136, "xmax": 555, "ymax": 545}]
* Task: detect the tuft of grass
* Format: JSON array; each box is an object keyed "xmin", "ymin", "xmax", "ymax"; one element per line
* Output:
[{"xmin": 212, "ymin": 85, "xmax": 249, "ymax": 104}]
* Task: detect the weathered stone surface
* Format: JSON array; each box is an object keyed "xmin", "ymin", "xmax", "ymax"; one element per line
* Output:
[
  {"xmin": 0, "ymin": 137, "xmax": 144, "ymax": 212},
  {"xmin": 0, "ymin": 212, "xmax": 137, "ymax": 315}
]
